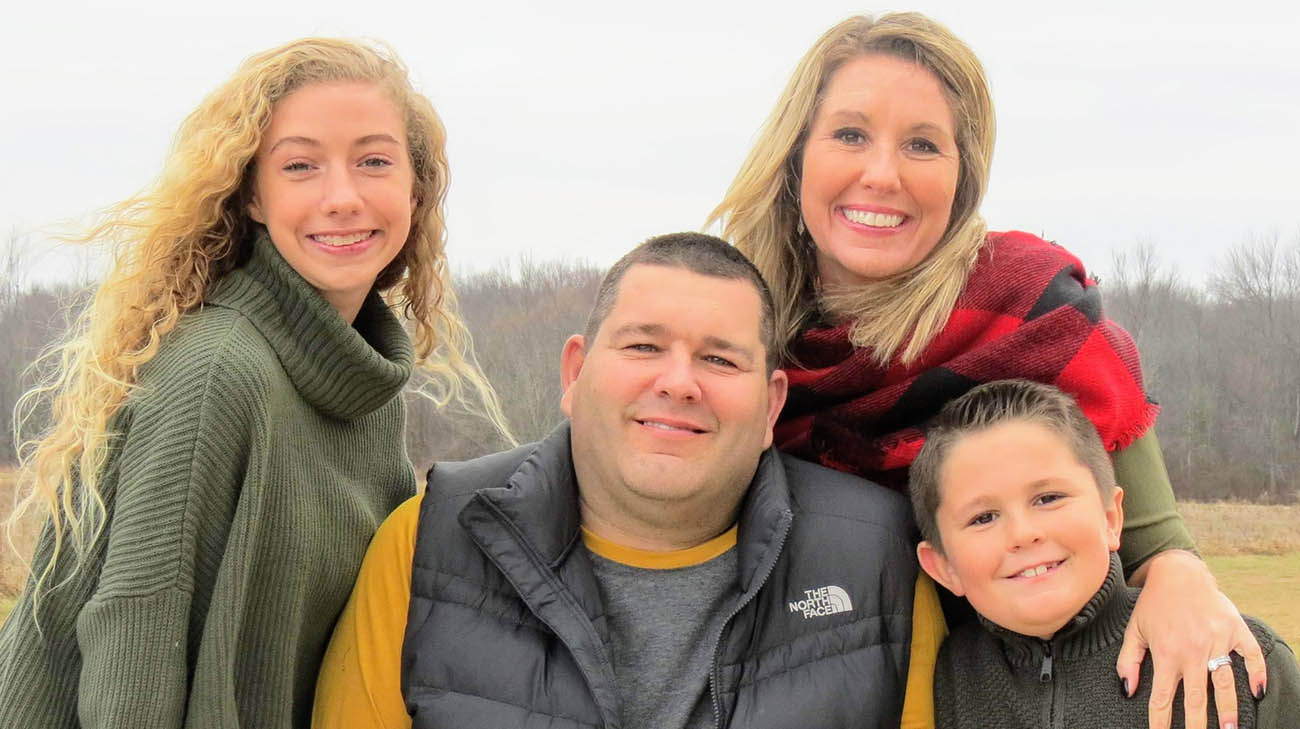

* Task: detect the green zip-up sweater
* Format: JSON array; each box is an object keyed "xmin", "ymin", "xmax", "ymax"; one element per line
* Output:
[
  {"xmin": 934, "ymin": 553, "xmax": 1300, "ymax": 728},
  {"xmin": 0, "ymin": 230, "xmax": 417, "ymax": 728}
]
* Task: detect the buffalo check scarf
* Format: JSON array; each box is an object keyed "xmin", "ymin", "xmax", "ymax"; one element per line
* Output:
[{"xmin": 776, "ymin": 230, "xmax": 1158, "ymax": 493}]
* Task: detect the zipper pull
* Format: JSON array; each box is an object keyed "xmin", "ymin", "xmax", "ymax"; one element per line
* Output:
[{"xmin": 1039, "ymin": 644, "xmax": 1053, "ymax": 682}]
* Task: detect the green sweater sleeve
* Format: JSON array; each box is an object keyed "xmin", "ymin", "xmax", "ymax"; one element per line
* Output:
[
  {"xmin": 1112, "ymin": 429, "xmax": 1197, "ymax": 577},
  {"xmin": 0, "ymin": 315, "xmax": 257, "ymax": 728}
]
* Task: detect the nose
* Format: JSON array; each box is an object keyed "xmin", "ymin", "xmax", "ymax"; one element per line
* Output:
[
  {"xmin": 857, "ymin": 145, "xmax": 902, "ymax": 192},
  {"xmin": 319, "ymin": 165, "xmax": 363, "ymax": 216},
  {"xmin": 1004, "ymin": 511, "xmax": 1045, "ymax": 552},
  {"xmin": 654, "ymin": 347, "xmax": 702, "ymax": 402}
]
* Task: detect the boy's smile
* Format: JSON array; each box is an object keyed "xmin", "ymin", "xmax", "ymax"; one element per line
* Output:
[{"xmin": 917, "ymin": 419, "xmax": 1124, "ymax": 639}]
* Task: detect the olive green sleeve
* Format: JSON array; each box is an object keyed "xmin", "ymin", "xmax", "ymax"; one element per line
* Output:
[{"xmin": 1112, "ymin": 429, "xmax": 1198, "ymax": 577}]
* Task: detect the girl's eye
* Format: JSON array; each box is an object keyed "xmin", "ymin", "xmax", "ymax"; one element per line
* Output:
[
  {"xmin": 832, "ymin": 128, "xmax": 866, "ymax": 145},
  {"xmin": 967, "ymin": 511, "xmax": 996, "ymax": 527}
]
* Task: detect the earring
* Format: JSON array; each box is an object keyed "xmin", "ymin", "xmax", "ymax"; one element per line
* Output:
[{"xmin": 796, "ymin": 217, "xmax": 806, "ymax": 236}]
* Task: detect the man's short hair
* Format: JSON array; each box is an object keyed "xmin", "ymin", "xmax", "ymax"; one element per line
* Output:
[
  {"xmin": 584, "ymin": 232, "xmax": 779, "ymax": 373},
  {"xmin": 909, "ymin": 379, "xmax": 1117, "ymax": 553}
]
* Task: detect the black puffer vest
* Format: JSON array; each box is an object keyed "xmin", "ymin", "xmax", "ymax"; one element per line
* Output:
[{"xmin": 401, "ymin": 425, "xmax": 919, "ymax": 728}]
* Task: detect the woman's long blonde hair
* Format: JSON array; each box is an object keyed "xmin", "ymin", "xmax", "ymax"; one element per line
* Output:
[
  {"xmin": 10, "ymin": 38, "xmax": 511, "ymax": 595},
  {"xmin": 708, "ymin": 13, "xmax": 996, "ymax": 365}
]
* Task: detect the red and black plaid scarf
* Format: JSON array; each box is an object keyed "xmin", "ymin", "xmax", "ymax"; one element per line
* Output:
[{"xmin": 776, "ymin": 230, "xmax": 1158, "ymax": 493}]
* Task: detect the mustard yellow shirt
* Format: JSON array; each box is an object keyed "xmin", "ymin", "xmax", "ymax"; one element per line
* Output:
[{"xmin": 313, "ymin": 495, "xmax": 945, "ymax": 729}]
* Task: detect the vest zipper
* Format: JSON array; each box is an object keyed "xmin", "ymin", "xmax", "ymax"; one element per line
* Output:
[{"xmin": 709, "ymin": 509, "xmax": 793, "ymax": 729}]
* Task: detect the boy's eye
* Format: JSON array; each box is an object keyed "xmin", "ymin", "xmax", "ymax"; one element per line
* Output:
[
  {"xmin": 967, "ymin": 511, "xmax": 996, "ymax": 527},
  {"xmin": 1034, "ymin": 492, "xmax": 1066, "ymax": 506}
]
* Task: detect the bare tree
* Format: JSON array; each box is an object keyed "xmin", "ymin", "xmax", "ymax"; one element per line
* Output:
[{"xmin": 405, "ymin": 257, "xmax": 604, "ymax": 468}]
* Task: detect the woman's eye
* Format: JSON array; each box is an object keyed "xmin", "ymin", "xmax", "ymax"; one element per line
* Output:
[
  {"xmin": 360, "ymin": 157, "xmax": 392, "ymax": 168},
  {"xmin": 906, "ymin": 138, "xmax": 940, "ymax": 154},
  {"xmin": 282, "ymin": 161, "xmax": 313, "ymax": 173},
  {"xmin": 832, "ymin": 128, "xmax": 866, "ymax": 145}
]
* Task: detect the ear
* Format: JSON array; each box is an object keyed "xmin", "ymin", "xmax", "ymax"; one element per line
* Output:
[
  {"xmin": 762, "ymin": 368, "xmax": 789, "ymax": 448},
  {"xmin": 559, "ymin": 334, "xmax": 587, "ymax": 417},
  {"xmin": 917, "ymin": 540, "xmax": 965, "ymax": 596},
  {"xmin": 1103, "ymin": 486, "xmax": 1124, "ymax": 552},
  {"xmin": 247, "ymin": 194, "xmax": 265, "ymax": 224}
]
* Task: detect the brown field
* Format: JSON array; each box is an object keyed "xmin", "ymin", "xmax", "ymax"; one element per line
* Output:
[
  {"xmin": 1, "ymin": 467, "xmax": 39, "ymax": 599},
  {"xmin": 1, "ymin": 466, "xmax": 1297, "ymax": 644}
]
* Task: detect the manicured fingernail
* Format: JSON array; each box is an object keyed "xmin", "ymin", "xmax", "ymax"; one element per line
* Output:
[
  {"xmin": 1254, "ymin": 682, "xmax": 1266, "ymax": 700},
  {"xmin": 1224, "ymin": 722, "xmax": 1236, "ymax": 729},
  {"xmin": 1122, "ymin": 678, "xmax": 1130, "ymax": 697}
]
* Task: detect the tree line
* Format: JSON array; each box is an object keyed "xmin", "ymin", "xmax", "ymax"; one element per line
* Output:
[{"xmin": 3, "ymin": 232, "xmax": 1297, "ymax": 503}]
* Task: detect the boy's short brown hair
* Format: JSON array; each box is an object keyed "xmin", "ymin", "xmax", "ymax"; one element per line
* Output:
[{"xmin": 909, "ymin": 380, "xmax": 1116, "ymax": 553}]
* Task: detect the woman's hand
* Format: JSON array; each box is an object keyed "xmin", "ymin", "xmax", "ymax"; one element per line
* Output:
[{"xmin": 1118, "ymin": 549, "xmax": 1266, "ymax": 729}]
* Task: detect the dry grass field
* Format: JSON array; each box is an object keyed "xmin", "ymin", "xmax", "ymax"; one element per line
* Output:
[
  {"xmin": 1180, "ymin": 501, "xmax": 1300, "ymax": 647},
  {"xmin": 0, "ymin": 465, "xmax": 1297, "ymax": 646}
]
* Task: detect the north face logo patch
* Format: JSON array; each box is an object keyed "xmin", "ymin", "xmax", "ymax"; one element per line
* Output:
[{"xmin": 788, "ymin": 585, "xmax": 854, "ymax": 618}]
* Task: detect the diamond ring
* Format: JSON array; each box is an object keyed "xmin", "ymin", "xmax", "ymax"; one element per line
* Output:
[{"xmin": 1207, "ymin": 654, "xmax": 1233, "ymax": 672}]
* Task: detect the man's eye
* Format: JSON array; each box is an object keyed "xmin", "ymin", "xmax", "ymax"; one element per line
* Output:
[
  {"xmin": 627, "ymin": 343, "xmax": 658, "ymax": 352},
  {"xmin": 704, "ymin": 355, "xmax": 736, "ymax": 368},
  {"xmin": 833, "ymin": 128, "xmax": 866, "ymax": 145}
]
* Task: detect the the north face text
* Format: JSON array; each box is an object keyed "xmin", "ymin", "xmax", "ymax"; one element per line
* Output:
[{"xmin": 788, "ymin": 585, "xmax": 853, "ymax": 618}]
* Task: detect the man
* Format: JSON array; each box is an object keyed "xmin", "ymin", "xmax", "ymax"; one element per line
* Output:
[{"xmin": 313, "ymin": 233, "xmax": 943, "ymax": 729}]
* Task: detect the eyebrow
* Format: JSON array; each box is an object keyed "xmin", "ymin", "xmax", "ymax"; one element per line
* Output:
[
  {"xmin": 607, "ymin": 323, "xmax": 757, "ymax": 365},
  {"xmin": 266, "ymin": 133, "xmax": 403, "ymax": 155},
  {"xmin": 821, "ymin": 109, "xmax": 952, "ymax": 138}
]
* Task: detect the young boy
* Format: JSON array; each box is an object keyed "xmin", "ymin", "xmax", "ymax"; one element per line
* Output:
[{"xmin": 910, "ymin": 380, "xmax": 1298, "ymax": 729}]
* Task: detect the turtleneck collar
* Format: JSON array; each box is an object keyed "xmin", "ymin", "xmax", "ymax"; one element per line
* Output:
[
  {"xmin": 980, "ymin": 552, "xmax": 1135, "ymax": 668},
  {"xmin": 207, "ymin": 228, "xmax": 414, "ymax": 420}
]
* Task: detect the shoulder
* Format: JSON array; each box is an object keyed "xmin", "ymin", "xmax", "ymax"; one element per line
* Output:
[
  {"xmin": 1245, "ymin": 613, "xmax": 1291, "ymax": 660},
  {"xmin": 982, "ymin": 230, "xmax": 1080, "ymax": 264},
  {"xmin": 133, "ymin": 305, "xmax": 285, "ymax": 418},
  {"xmin": 935, "ymin": 619, "xmax": 999, "ymax": 678},
  {"xmin": 781, "ymin": 452, "xmax": 915, "ymax": 546},
  {"xmin": 419, "ymin": 441, "xmax": 543, "ymax": 529},
  {"xmin": 424, "ymin": 442, "xmax": 540, "ymax": 500}
]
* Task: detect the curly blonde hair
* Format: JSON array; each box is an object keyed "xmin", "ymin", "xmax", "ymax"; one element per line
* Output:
[
  {"xmin": 10, "ymin": 37, "xmax": 510, "ymax": 597},
  {"xmin": 707, "ymin": 13, "xmax": 996, "ymax": 365}
]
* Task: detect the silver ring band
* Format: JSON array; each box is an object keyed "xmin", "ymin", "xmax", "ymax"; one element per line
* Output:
[{"xmin": 1207, "ymin": 654, "xmax": 1233, "ymax": 672}]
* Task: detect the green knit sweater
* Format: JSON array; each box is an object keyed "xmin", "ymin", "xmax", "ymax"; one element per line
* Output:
[
  {"xmin": 0, "ymin": 231, "xmax": 418, "ymax": 728},
  {"xmin": 934, "ymin": 553, "xmax": 1300, "ymax": 728}
]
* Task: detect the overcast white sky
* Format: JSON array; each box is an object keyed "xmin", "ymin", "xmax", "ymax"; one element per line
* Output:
[{"xmin": 4, "ymin": 0, "xmax": 1298, "ymax": 285}]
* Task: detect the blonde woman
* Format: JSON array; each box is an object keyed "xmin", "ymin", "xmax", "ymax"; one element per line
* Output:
[
  {"xmin": 0, "ymin": 39, "xmax": 502, "ymax": 727},
  {"xmin": 711, "ymin": 14, "xmax": 1268, "ymax": 729}
]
